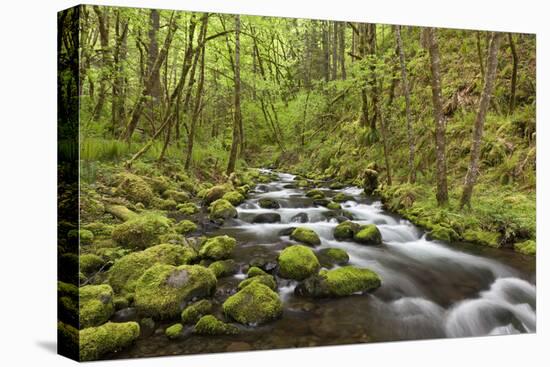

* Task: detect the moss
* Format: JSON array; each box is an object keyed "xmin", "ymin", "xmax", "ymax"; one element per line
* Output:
[
  {"xmin": 146, "ymin": 175, "xmax": 172, "ymax": 194},
  {"xmin": 163, "ymin": 189, "xmax": 190, "ymax": 203},
  {"xmin": 238, "ymin": 274, "xmax": 277, "ymax": 290},
  {"xmin": 199, "ymin": 235, "xmax": 237, "ymax": 260},
  {"xmin": 208, "ymin": 199, "xmax": 238, "ymax": 222},
  {"xmin": 306, "ymin": 189, "xmax": 325, "ymax": 198},
  {"xmin": 194, "ymin": 315, "xmax": 239, "ymax": 335},
  {"xmin": 363, "ymin": 169, "xmax": 379, "ymax": 195},
  {"xmin": 514, "ymin": 240, "xmax": 536, "ymax": 255},
  {"xmin": 329, "ymin": 182, "xmax": 345, "ymax": 189},
  {"xmin": 181, "ymin": 299, "xmax": 213, "ymax": 324},
  {"xmin": 319, "ymin": 248, "xmax": 350, "ymax": 265},
  {"xmin": 353, "ymin": 224, "xmax": 382, "ymax": 245},
  {"xmin": 236, "ymin": 184, "xmax": 251, "ymax": 196},
  {"xmin": 278, "ymin": 245, "xmax": 320, "ymax": 280},
  {"xmin": 223, "ymin": 282, "xmax": 283, "ymax": 325},
  {"xmin": 68, "ymin": 229, "xmax": 94, "ymax": 245},
  {"xmin": 333, "ymin": 221, "xmax": 360, "ymax": 241},
  {"xmin": 175, "ymin": 220, "xmax": 198, "ymax": 235},
  {"xmin": 107, "ymin": 243, "xmax": 197, "ymax": 294},
  {"xmin": 113, "ymin": 296, "xmax": 129, "ymax": 310},
  {"xmin": 208, "ymin": 259, "xmax": 238, "ymax": 278},
  {"xmin": 428, "ymin": 225, "xmax": 458, "ymax": 243},
  {"xmin": 296, "ymin": 266, "xmax": 381, "ymax": 298},
  {"xmin": 290, "ymin": 227, "xmax": 321, "ymax": 246},
  {"xmin": 327, "ymin": 202, "xmax": 341, "ymax": 210},
  {"xmin": 114, "ymin": 172, "xmax": 154, "ymax": 206},
  {"xmin": 80, "ymin": 321, "xmax": 140, "ymax": 361},
  {"xmin": 222, "ymin": 191, "xmax": 245, "ymax": 206},
  {"xmin": 177, "ymin": 202, "xmax": 200, "ymax": 216},
  {"xmin": 247, "ymin": 266, "xmax": 268, "ymax": 277},
  {"xmin": 333, "ymin": 193, "xmax": 353, "ymax": 203},
  {"xmin": 112, "ymin": 212, "xmax": 173, "ymax": 250},
  {"xmin": 79, "ymin": 284, "xmax": 114, "ymax": 328},
  {"xmin": 79, "ymin": 254, "xmax": 104, "ymax": 276},
  {"xmin": 204, "ymin": 185, "xmax": 231, "ymax": 205},
  {"xmin": 58, "ymin": 321, "xmax": 78, "ymax": 360},
  {"xmin": 463, "ymin": 229, "xmax": 501, "ymax": 248},
  {"xmin": 134, "ymin": 264, "xmax": 216, "ymax": 319},
  {"xmin": 258, "ymin": 198, "xmax": 280, "ymax": 209},
  {"xmin": 82, "ymin": 222, "xmax": 115, "ymax": 238},
  {"xmin": 165, "ymin": 323, "xmax": 184, "ymax": 339},
  {"xmin": 104, "ymin": 204, "xmax": 137, "ymax": 221}
]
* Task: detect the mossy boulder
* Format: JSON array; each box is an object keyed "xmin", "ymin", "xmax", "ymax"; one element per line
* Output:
[
  {"xmin": 327, "ymin": 202, "xmax": 341, "ymax": 210},
  {"xmin": 514, "ymin": 240, "xmax": 536, "ymax": 255},
  {"xmin": 209, "ymin": 259, "xmax": 238, "ymax": 278},
  {"xmin": 80, "ymin": 321, "xmax": 140, "ymax": 361},
  {"xmin": 112, "ymin": 213, "xmax": 173, "ymax": 250},
  {"xmin": 223, "ymin": 282, "xmax": 283, "ymax": 325},
  {"xmin": 79, "ymin": 284, "xmax": 114, "ymax": 328},
  {"xmin": 318, "ymin": 248, "xmax": 350, "ymax": 266},
  {"xmin": 194, "ymin": 315, "xmax": 239, "ymax": 335},
  {"xmin": 428, "ymin": 225, "xmax": 458, "ymax": 243},
  {"xmin": 79, "ymin": 254, "xmax": 104, "ymax": 276},
  {"xmin": 134, "ymin": 264, "xmax": 217, "ymax": 319},
  {"xmin": 296, "ymin": 266, "xmax": 382, "ymax": 298},
  {"xmin": 58, "ymin": 321, "xmax": 78, "ymax": 360},
  {"xmin": 363, "ymin": 169, "xmax": 379, "ymax": 195},
  {"xmin": 278, "ymin": 245, "xmax": 320, "ymax": 280},
  {"xmin": 237, "ymin": 184, "xmax": 251, "ymax": 196},
  {"xmin": 290, "ymin": 227, "xmax": 321, "ymax": 246},
  {"xmin": 162, "ymin": 189, "xmax": 190, "ymax": 203},
  {"xmin": 238, "ymin": 274, "xmax": 277, "ymax": 291},
  {"xmin": 333, "ymin": 193, "xmax": 353, "ymax": 203},
  {"xmin": 177, "ymin": 202, "xmax": 199, "ymax": 216},
  {"xmin": 165, "ymin": 323, "xmax": 184, "ymax": 339},
  {"xmin": 329, "ymin": 182, "xmax": 345, "ymax": 189},
  {"xmin": 333, "ymin": 221, "xmax": 361, "ymax": 241},
  {"xmin": 82, "ymin": 222, "xmax": 115, "ymax": 238},
  {"xmin": 199, "ymin": 235, "xmax": 237, "ymax": 260},
  {"xmin": 463, "ymin": 229, "xmax": 501, "ymax": 248},
  {"xmin": 107, "ymin": 243, "xmax": 197, "ymax": 294},
  {"xmin": 204, "ymin": 185, "xmax": 230, "ymax": 205},
  {"xmin": 114, "ymin": 172, "xmax": 154, "ymax": 206},
  {"xmin": 71, "ymin": 229, "xmax": 94, "ymax": 245},
  {"xmin": 152, "ymin": 197, "xmax": 178, "ymax": 210},
  {"xmin": 222, "ymin": 191, "xmax": 245, "ymax": 206},
  {"xmin": 258, "ymin": 198, "xmax": 280, "ymax": 209},
  {"xmin": 306, "ymin": 189, "xmax": 325, "ymax": 199},
  {"xmin": 208, "ymin": 199, "xmax": 238, "ymax": 222},
  {"xmin": 247, "ymin": 266, "xmax": 268, "ymax": 277},
  {"xmin": 174, "ymin": 220, "xmax": 198, "ymax": 235},
  {"xmin": 353, "ymin": 224, "xmax": 382, "ymax": 245},
  {"xmin": 181, "ymin": 299, "xmax": 213, "ymax": 324}
]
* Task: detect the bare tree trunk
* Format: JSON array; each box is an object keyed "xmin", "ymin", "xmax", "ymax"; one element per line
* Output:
[
  {"xmin": 339, "ymin": 22, "xmax": 346, "ymax": 79},
  {"xmin": 460, "ymin": 33, "xmax": 501, "ymax": 208},
  {"xmin": 508, "ymin": 33, "xmax": 518, "ymax": 115},
  {"xmin": 367, "ymin": 24, "xmax": 378, "ymax": 131},
  {"xmin": 111, "ymin": 10, "xmax": 128, "ymax": 136},
  {"xmin": 396, "ymin": 26, "xmax": 416, "ymax": 183},
  {"xmin": 427, "ymin": 28, "xmax": 449, "ymax": 206},
  {"xmin": 92, "ymin": 6, "xmax": 110, "ymax": 121},
  {"xmin": 226, "ymin": 15, "xmax": 241, "ymax": 175},
  {"xmin": 331, "ymin": 22, "xmax": 338, "ymax": 80},
  {"xmin": 476, "ymin": 31, "xmax": 485, "ymax": 80},
  {"xmin": 322, "ymin": 21, "xmax": 330, "ymax": 82}
]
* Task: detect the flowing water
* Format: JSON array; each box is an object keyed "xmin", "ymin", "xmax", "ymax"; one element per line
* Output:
[{"xmin": 112, "ymin": 169, "xmax": 536, "ymax": 359}]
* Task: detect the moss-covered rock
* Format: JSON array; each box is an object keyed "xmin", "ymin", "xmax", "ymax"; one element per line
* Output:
[
  {"xmin": 223, "ymin": 282, "xmax": 283, "ymax": 325},
  {"xmin": 329, "ymin": 182, "xmax": 345, "ymax": 190},
  {"xmin": 333, "ymin": 221, "xmax": 360, "ymax": 241},
  {"xmin": 134, "ymin": 264, "xmax": 216, "ymax": 319},
  {"xmin": 114, "ymin": 172, "xmax": 154, "ymax": 206},
  {"xmin": 333, "ymin": 193, "xmax": 354, "ymax": 203},
  {"xmin": 247, "ymin": 266, "xmax": 268, "ymax": 277},
  {"xmin": 80, "ymin": 321, "xmax": 140, "ymax": 361},
  {"xmin": 199, "ymin": 235, "xmax": 237, "ymax": 260},
  {"xmin": 278, "ymin": 245, "xmax": 320, "ymax": 280},
  {"xmin": 165, "ymin": 323, "xmax": 184, "ymax": 339},
  {"xmin": 306, "ymin": 189, "xmax": 325, "ymax": 199},
  {"xmin": 152, "ymin": 197, "xmax": 178, "ymax": 211},
  {"xmin": 428, "ymin": 225, "xmax": 458, "ymax": 243},
  {"xmin": 181, "ymin": 299, "xmax": 213, "ymax": 324},
  {"xmin": 112, "ymin": 212, "xmax": 173, "ymax": 250},
  {"xmin": 208, "ymin": 199, "xmax": 238, "ymax": 222},
  {"xmin": 327, "ymin": 202, "xmax": 341, "ymax": 210},
  {"xmin": 194, "ymin": 315, "xmax": 239, "ymax": 335},
  {"xmin": 79, "ymin": 284, "xmax": 114, "ymax": 328},
  {"xmin": 68, "ymin": 229, "xmax": 94, "ymax": 245},
  {"xmin": 177, "ymin": 202, "xmax": 199, "ymax": 216},
  {"xmin": 222, "ymin": 191, "xmax": 245, "ymax": 206},
  {"xmin": 107, "ymin": 243, "xmax": 197, "ymax": 294},
  {"xmin": 163, "ymin": 189, "xmax": 190, "ymax": 203},
  {"xmin": 353, "ymin": 224, "xmax": 382, "ymax": 245},
  {"xmin": 290, "ymin": 227, "xmax": 321, "ymax": 246},
  {"xmin": 514, "ymin": 240, "xmax": 536, "ymax": 255},
  {"xmin": 463, "ymin": 229, "xmax": 501, "ymax": 248},
  {"xmin": 174, "ymin": 220, "xmax": 198, "ymax": 235},
  {"xmin": 318, "ymin": 248, "xmax": 350, "ymax": 266},
  {"xmin": 82, "ymin": 222, "xmax": 115, "ymax": 238},
  {"xmin": 236, "ymin": 184, "xmax": 251, "ymax": 196},
  {"xmin": 79, "ymin": 254, "xmax": 104, "ymax": 276},
  {"xmin": 258, "ymin": 198, "xmax": 280, "ymax": 209},
  {"xmin": 238, "ymin": 274, "xmax": 277, "ymax": 291},
  {"xmin": 296, "ymin": 266, "xmax": 381, "ymax": 298},
  {"xmin": 363, "ymin": 169, "xmax": 379, "ymax": 195},
  {"xmin": 208, "ymin": 259, "xmax": 238, "ymax": 278},
  {"xmin": 58, "ymin": 321, "xmax": 78, "ymax": 360},
  {"xmin": 204, "ymin": 185, "xmax": 230, "ymax": 205}
]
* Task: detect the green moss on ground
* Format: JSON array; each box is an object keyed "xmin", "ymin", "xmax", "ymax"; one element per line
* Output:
[
  {"xmin": 174, "ymin": 220, "xmax": 198, "ymax": 235},
  {"xmin": 514, "ymin": 240, "xmax": 536, "ymax": 255}
]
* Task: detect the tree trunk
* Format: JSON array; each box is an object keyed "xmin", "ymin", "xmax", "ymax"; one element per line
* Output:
[
  {"xmin": 427, "ymin": 28, "xmax": 449, "ymax": 206},
  {"xmin": 460, "ymin": 32, "xmax": 501, "ymax": 208},
  {"xmin": 92, "ymin": 6, "xmax": 110, "ymax": 121},
  {"xmin": 331, "ymin": 22, "xmax": 338, "ymax": 80},
  {"xmin": 367, "ymin": 24, "xmax": 378, "ymax": 131},
  {"xmin": 339, "ymin": 22, "xmax": 346, "ymax": 79},
  {"xmin": 322, "ymin": 21, "xmax": 330, "ymax": 82},
  {"xmin": 111, "ymin": 10, "xmax": 128, "ymax": 136},
  {"xmin": 508, "ymin": 33, "xmax": 518, "ymax": 115},
  {"xmin": 476, "ymin": 31, "xmax": 485, "ymax": 80},
  {"xmin": 226, "ymin": 15, "xmax": 241, "ymax": 175},
  {"xmin": 396, "ymin": 26, "xmax": 416, "ymax": 183}
]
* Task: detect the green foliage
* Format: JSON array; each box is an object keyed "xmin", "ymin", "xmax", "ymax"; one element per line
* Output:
[{"xmin": 80, "ymin": 322, "xmax": 140, "ymax": 361}]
